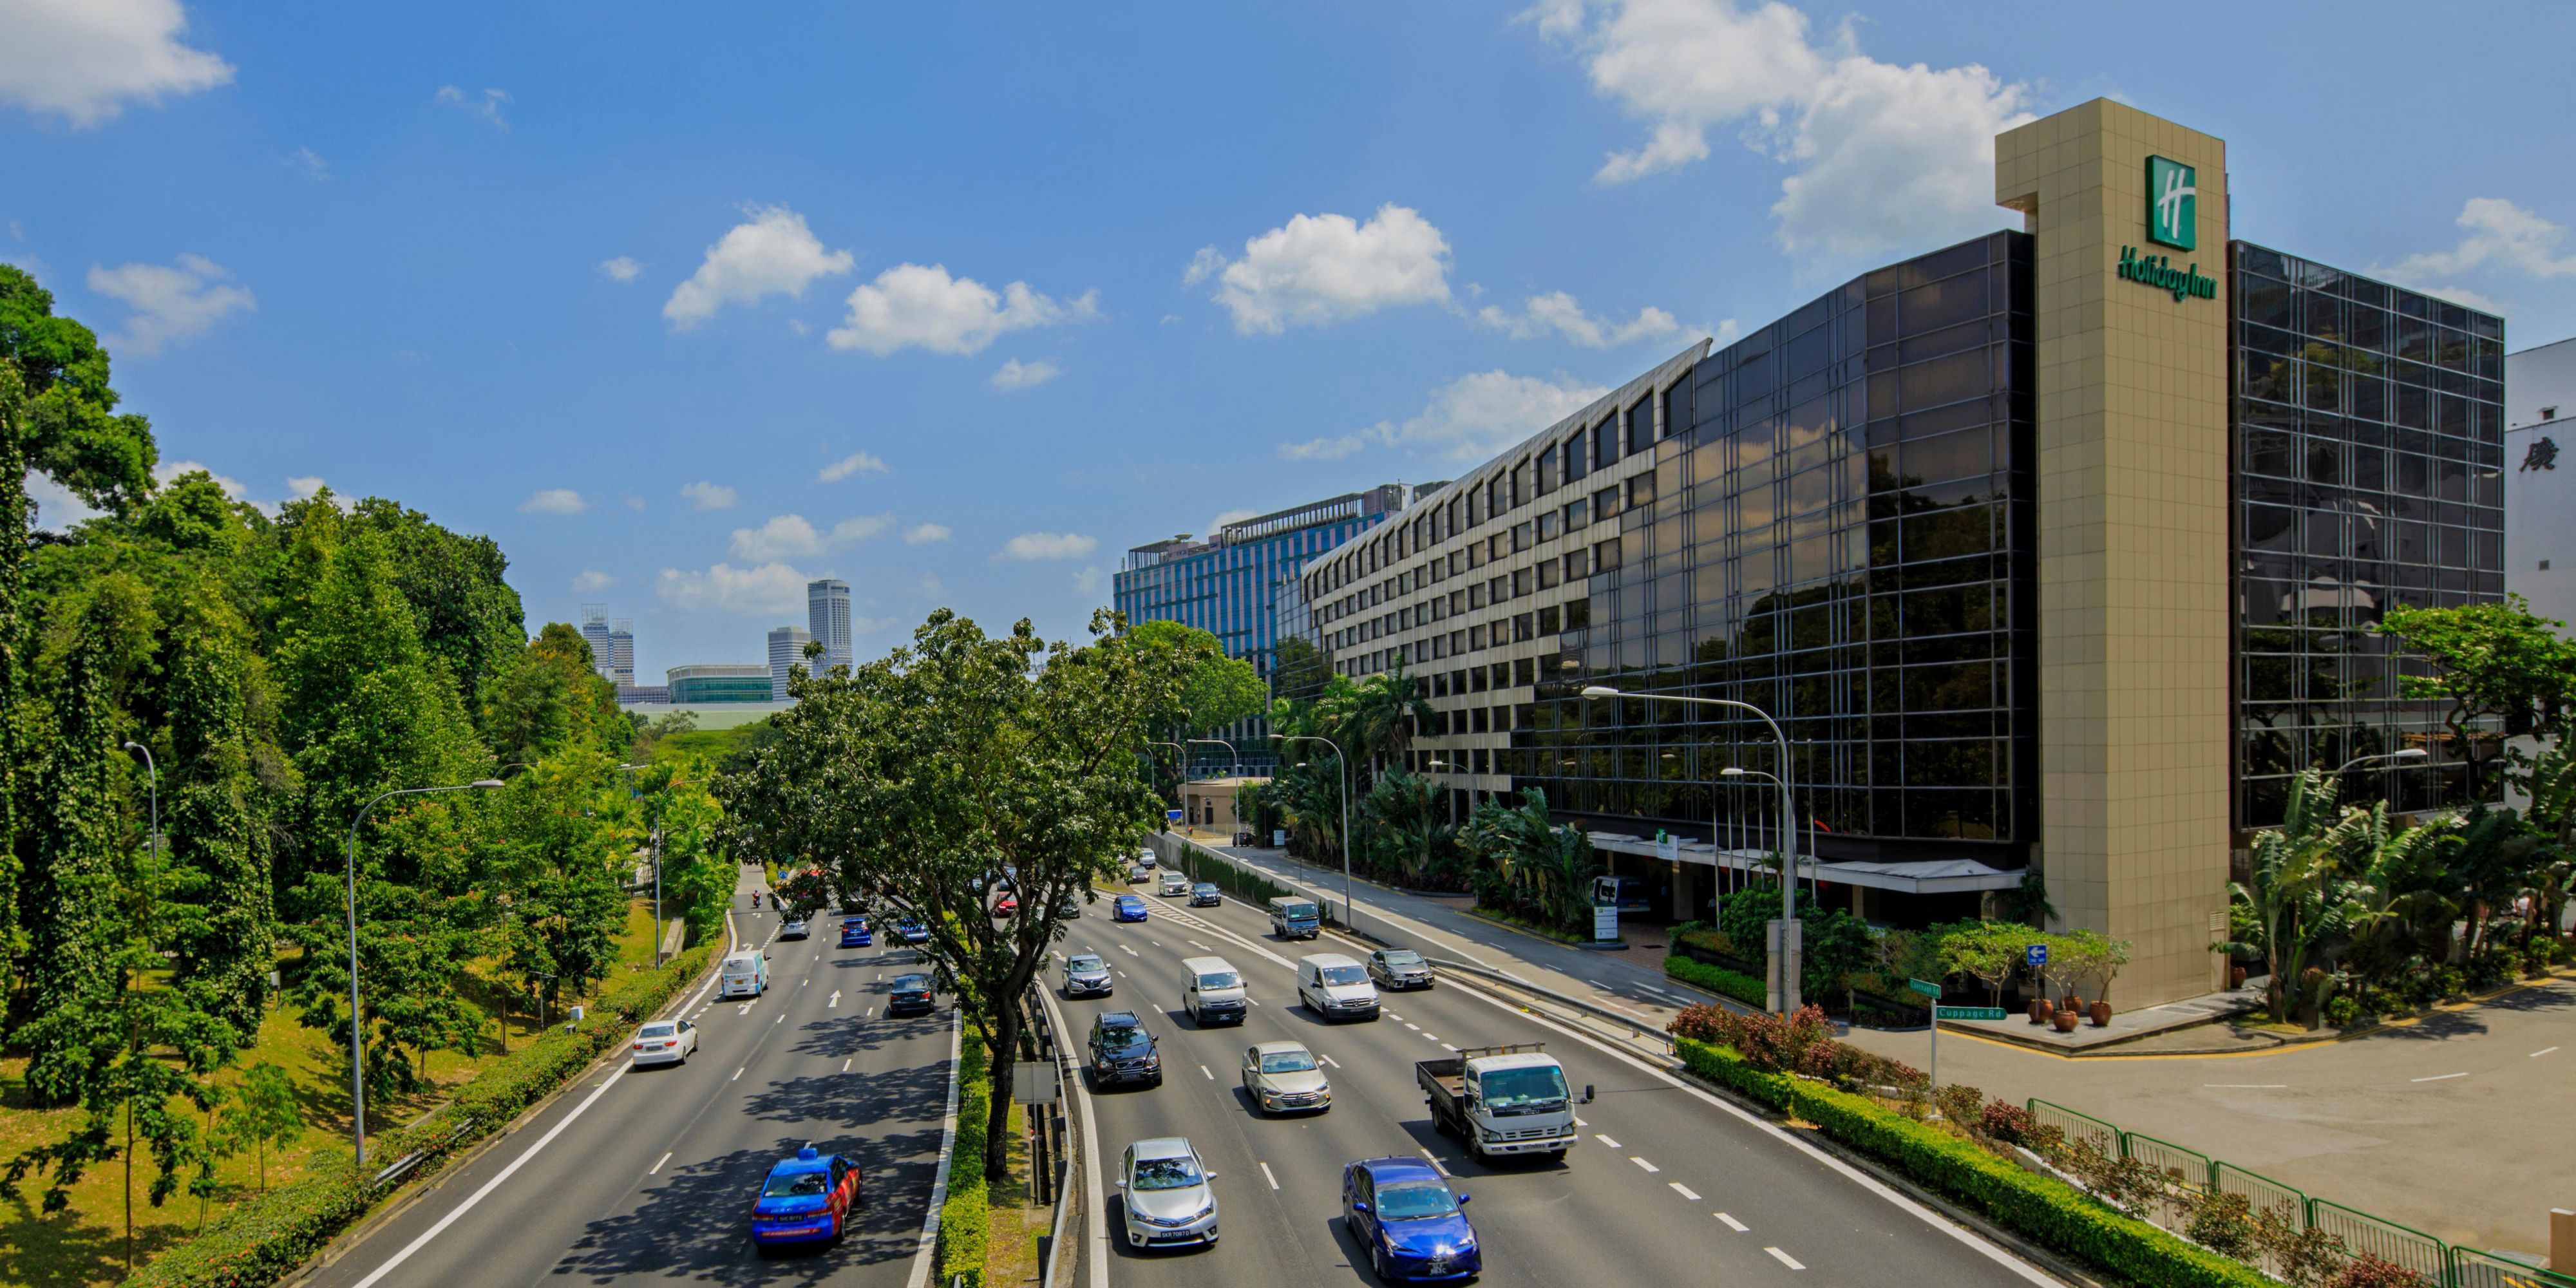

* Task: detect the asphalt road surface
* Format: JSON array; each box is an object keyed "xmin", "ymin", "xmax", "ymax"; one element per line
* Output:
[
  {"xmin": 306, "ymin": 871, "xmax": 954, "ymax": 1288},
  {"xmin": 1047, "ymin": 877, "xmax": 2057, "ymax": 1288}
]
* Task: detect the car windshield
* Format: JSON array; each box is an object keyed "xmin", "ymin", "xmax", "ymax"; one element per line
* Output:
[
  {"xmin": 1481, "ymin": 1066, "xmax": 1570, "ymax": 1111},
  {"xmin": 1119, "ymin": 897, "xmax": 1142, "ymax": 908},
  {"xmin": 762, "ymin": 1170, "xmax": 830, "ymax": 1198},
  {"xmin": 1099, "ymin": 1029, "xmax": 1150, "ymax": 1055},
  {"xmin": 1280, "ymin": 902, "xmax": 1317, "ymax": 920},
  {"xmin": 892, "ymin": 976, "xmax": 928, "ymax": 991},
  {"xmin": 1258, "ymin": 1050, "xmax": 1316, "ymax": 1074},
  {"xmin": 1130, "ymin": 1156, "xmax": 1202, "ymax": 1190},
  {"xmin": 1196, "ymin": 971, "xmax": 1241, "ymax": 990},
  {"xmin": 1376, "ymin": 1180, "xmax": 1461, "ymax": 1220},
  {"xmin": 1319, "ymin": 965, "xmax": 1367, "ymax": 986},
  {"xmin": 1068, "ymin": 955, "xmax": 1104, "ymax": 972},
  {"xmin": 639, "ymin": 1023, "xmax": 676, "ymax": 1038},
  {"xmin": 1381, "ymin": 951, "xmax": 1423, "ymax": 967},
  {"xmin": 1194, "ymin": 884, "xmax": 1217, "ymax": 894}
]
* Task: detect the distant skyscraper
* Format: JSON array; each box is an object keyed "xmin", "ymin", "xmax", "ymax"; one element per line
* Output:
[
  {"xmin": 767, "ymin": 625, "xmax": 812, "ymax": 701},
  {"xmin": 806, "ymin": 578, "xmax": 853, "ymax": 675},
  {"xmin": 579, "ymin": 605, "xmax": 614, "ymax": 681},
  {"xmin": 609, "ymin": 618, "xmax": 635, "ymax": 687}
]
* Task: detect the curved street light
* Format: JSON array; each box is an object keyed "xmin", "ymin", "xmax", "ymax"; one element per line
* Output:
[
  {"xmin": 1584, "ymin": 685, "xmax": 1803, "ymax": 1013},
  {"xmin": 1276, "ymin": 734, "xmax": 1355, "ymax": 928},
  {"xmin": 346, "ymin": 779, "xmax": 505, "ymax": 1168},
  {"xmin": 2333, "ymin": 746, "xmax": 2429, "ymax": 778}
]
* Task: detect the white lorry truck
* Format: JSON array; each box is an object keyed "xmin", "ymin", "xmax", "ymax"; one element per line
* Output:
[{"xmin": 1416, "ymin": 1043, "xmax": 1584, "ymax": 1162}]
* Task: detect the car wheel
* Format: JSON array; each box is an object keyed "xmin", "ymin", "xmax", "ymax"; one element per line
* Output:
[{"xmin": 1372, "ymin": 1241, "xmax": 1392, "ymax": 1282}]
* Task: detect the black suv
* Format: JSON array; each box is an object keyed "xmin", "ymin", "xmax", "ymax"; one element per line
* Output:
[{"xmin": 1086, "ymin": 1010, "xmax": 1163, "ymax": 1089}]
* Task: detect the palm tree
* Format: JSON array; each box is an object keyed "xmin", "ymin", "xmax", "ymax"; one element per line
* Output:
[
  {"xmin": 2220, "ymin": 770, "xmax": 2378, "ymax": 1024},
  {"xmin": 1459, "ymin": 788, "xmax": 1594, "ymax": 931},
  {"xmin": 1341, "ymin": 660, "xmax": 1434, "ymax": 779},
  {"xmin": 1361, "ymin": 770, "xmax": 1446, "ymax": 886}
]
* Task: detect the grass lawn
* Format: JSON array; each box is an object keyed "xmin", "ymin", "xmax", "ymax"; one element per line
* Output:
[{"xmin": 0, "ymin": 898, "xmax": 665, "ymax": 1288}]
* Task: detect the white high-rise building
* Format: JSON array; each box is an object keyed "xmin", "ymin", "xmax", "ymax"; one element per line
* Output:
[
  {"xmin": 609, "ymin": 618, "xmax": 635, "ymax": 687},
  {"xmin": 579, "ymin": 605, "xmax": 614, "ymax": 681},
  {"xmin": 767, "ymin": 625, "xmax": 812, "ymax": 701},
  {"xmin": 806, "ymin": 578, "xmax": 853, "ymax": 675}
]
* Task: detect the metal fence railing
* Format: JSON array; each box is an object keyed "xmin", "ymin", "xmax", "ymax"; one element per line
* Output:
[
  {"xmin": 2029, "ymin": 1098, "xmax": 2122, "ymax": 1159},
  {"xmin": 2211, "ymin": 1161, "xmax": 2309, "ymax": 1230},
  {"xmin": 2450, "ymin": 1248, "xmax": 2576, "ymax": 1288},
  {"xmin": 2309, "ymin": 1198, "xmax": 2451, "ymax": 1283}
]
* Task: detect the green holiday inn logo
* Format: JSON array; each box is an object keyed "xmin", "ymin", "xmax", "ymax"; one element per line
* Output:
[{"xmin": 2146, "ymin": 155, "xmax": 2197, "ymax": 251}]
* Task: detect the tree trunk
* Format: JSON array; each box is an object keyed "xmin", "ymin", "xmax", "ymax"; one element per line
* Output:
[{"xmin": 983, "ymin": 997, "xmax": 1019, "ymax": 1183}]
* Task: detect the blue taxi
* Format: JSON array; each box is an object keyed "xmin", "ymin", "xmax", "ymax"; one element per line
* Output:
[{"xmin": 751, "ymin": 1146, "xmax": 863, "ymax": 1251}]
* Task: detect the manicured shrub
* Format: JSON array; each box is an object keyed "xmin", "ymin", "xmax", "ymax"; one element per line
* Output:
[
  {"xmin": 1932, "ymin": 1083, "xmax": 1983, "ymax": 1129},
  {"xmin": 1665, "ymin": 955, "xmax": 1767, "ymax": 1009}
]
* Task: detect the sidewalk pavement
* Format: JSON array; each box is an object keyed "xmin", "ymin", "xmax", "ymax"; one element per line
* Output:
[{"xmin": 1189, "ymin": 831, "xmax": 2576, "ymax": 1259}]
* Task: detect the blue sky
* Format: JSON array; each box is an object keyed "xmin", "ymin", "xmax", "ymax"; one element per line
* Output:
[{"xmin": 8, "ymin": 1, "xmax": 2575, "ymax": 678}]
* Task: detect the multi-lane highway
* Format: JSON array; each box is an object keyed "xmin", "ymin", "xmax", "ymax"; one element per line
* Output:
[
  {"xmin": 1046, "ymin": 876, "xmax": 2056, "ymax": 1288},
  {"xmin": 307, "ymin": 870, "xmax": 954, "ymax": 1288}
]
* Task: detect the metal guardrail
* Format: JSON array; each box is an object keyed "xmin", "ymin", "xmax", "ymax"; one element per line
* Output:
[
  {"xmin": 2310, "ymin": 1198, "xmax": 2450, "ymax": 1283},
  {"xmin": 2211, "ymin": 1160, "xmax": 2308, "ymax": 1229},
  {"xmin": 2452, "ymin": 1247, "xmax": 2576, "ymax": 1288},
  {"xmin": 2029, "ymin": 1098, "xmax": 2122, "ymax": 1160}
]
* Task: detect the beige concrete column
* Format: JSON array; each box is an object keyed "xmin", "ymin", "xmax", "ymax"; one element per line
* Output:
[{"xmin": 1995, "ymin": 100, "xmax": 2233, "ymax": 1007}]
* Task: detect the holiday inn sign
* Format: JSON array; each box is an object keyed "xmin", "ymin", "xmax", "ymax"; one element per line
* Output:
[{"xmin": 2116, "ymin": 154, "xmax": 2215, "ymax": 303}]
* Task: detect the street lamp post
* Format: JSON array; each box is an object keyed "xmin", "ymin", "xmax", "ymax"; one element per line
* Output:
[
  {"xmin": 1721, "ymin": 767, "xmax": 1808, "ymax": 898},
  {"xmin": 2333, "ymin": 746, "xmax": 2429, "ymax": 779},
  {"xmin": 120, "ymin": 742, "xmax": 159, "ymax": 866},
  {"xmin": 1277, "ymin": 734, "xmax": 1355, "ymax": 929},
  {"xmin": 345, "ymin": 779, "xmax": 504, "ymax": 1169},
  {"xmin": 1186, "ymin": 738, "xmax": 1240, "ymax": 775},
  {"xmin": 1583, "ymin": 685, "xmax": 1803, "ymax": 1014}
]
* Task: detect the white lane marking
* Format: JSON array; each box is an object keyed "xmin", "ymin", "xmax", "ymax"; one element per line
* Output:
[
  {"xmin": 1418, "ymin": 1149, "xmax": 1451, "ymax": 1177},
  {"xmin": 736, "ymin": 1004, "xmax": 751, "ymax": 1016},
  {"xmin": 1200, "ymin": 1065, "xmax": 1214, "ymax": 1081},
  {"xmin": 2412, "ymin": 1072, "xmax": 2468, "ymax": 1082},
  {"xmin": 1631, "ymin": 1157, "xmax": 1660, "ymax": 1173},
  {"xmin": 1423, "ymin": 1033, "xmax": 1439, "ymax": 1042},
  {"xmin": 1388, "ymin": 1012, "xmax": 1405, "ymax": 1023},
  {"xmin": 1405, "ymin": 1023, "xmax": 1421, "ymax": 1032},
  {"xmin": 1149, "ymin": 939, "xmax": 1161, "ymax": 946},
  {"xmin": 842, "ymin": 1058, "xmax": 851, "ymax": 1072},
  {"xmin": 732, "ymin": 1066, "xmax": 744, "ymax": 1081},
  {"xmin": 904, "ymin": 1008, "xmax": 965, "ymax": 1288},
  {"xmin": 2204, "ymin": 1083, "xmax": 2286, "ymax": 1089},
  {"xmin": 1637, "ymin": 983, "xmax": 1675, "ymax": 997},
  {"xmin": 1573, "ymin": 1116, "xmax": 1588, "ymax": 1127},
  {"xmin": 1669, "ymin": 1182, "xmax": 1701, "ymax": 1201},
  {"xmin": 2533, "ymin": 1046, "xmax": 2561, "ymax": 1057},
  {"xmin": 1766, "ymin": 1246, "xmax": 1805, "ymax": 1270},
  {"xmin": 650, "ymin": 1151, "xmax": 672, "ymax": 1175},
  {"xmin": 1586, "ymin": 978, "xmax": 1609, "ymax": 989},
  {"xmin": 1116, "ymin": 971, "xmax": 1128, "ymax": 980},
  {"xmin": 346, "ymin": 1063, "xmax": 632, "ymax": 1288},
  {"xmin": 1190, "ymin": 940, "xmax": 1211, "ymax": 951},
  {"xmin": 867, "ymin": 1007, "xmax": 876, "ymax": 1018},
  {"xmin": 1260, "ymin": 1162, "xmax": 1280, "ymax": 1190},
  {"xmin": 1118, "ymin": 944, "xmax": 1138, "ymax": 956},
  {"xmin": 1319, "ymin": 1053, "xmax": 1340, "ymax": 1069},
  {"xmin": 1437, "ymin": 972, "xmax": 2058, "ymax": 1285},
  {"xmin": 774, "ymin": 1014, "xmax": 784, "ymax": 1025},
  {"xmin": 1595, "ymin": 1133, "xmax": 1622, "ymax": 1148},
  {"xmin": 1716, "ymin": 1212, "xmax": 1748, "ymax": 1232},
  {"xmin": 1441, "ymin": 1043, "xmax": 1458, "ymax": 1052},
  {"xmin": 1249, "ymin": 998, "xmax": 1261, "ymax": 1007}
]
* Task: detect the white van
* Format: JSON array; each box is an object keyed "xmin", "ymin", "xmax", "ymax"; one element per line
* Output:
[
  {"xmin": 1296, "ymin": 952, "xmax": 1379, "ymax": 1021},
  {"xmin": 719, "ymin": 951, "xmax": 769, "ymax": 999},
  {"xmin": 1266, "ymin": 895, "xmax": 1321, "ymax": 940},
  {"xmin": 1181, "ymin": 956, "xmax": 1248, "ymax": 1026}
]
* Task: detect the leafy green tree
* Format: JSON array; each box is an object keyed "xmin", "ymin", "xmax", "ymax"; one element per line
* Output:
[
  {"xmin": 1360, "ymin": 770, "xmax": 1446, "ymax": 885},
  {"xmin": 216, "ymin": 1063, "xmax": 302, "ymax": 1195},
  {"xmin": 646, "ymin": 777, "xmax": 734, "ymax": 945},
  {"xmin": 0, "ymin": 265, "xmax": 158, "ymax": 515},
  {"xmin": 1458, "ymin": 788, "xmax": 1594, "ymax": 931},
  {"xmin": 488, "ymin": 756, "xmax": 627, "ymax": 1021},
  {"xmin": 2374, "ymin": 594, "xmax": 2576, "ymax": 800},
  {"xmin": 22, "ymin": 576, "xmax": 155, "ymax": 1032},
  {"xmin": 159, "ymin": 589, "xmax": 278, "ymax": 1041},
  {"xmin": 719, "ymin": 609, "xmax": 1193, "ymax": 1182},
  {"xmin": 1933, "ymin": 919, "xmax": 2025, "ymax": 1007},
  {"xmin": 2219, "ymin": 770, "xmax": 2376, "ymax": 1024},
  {"xmin": 1128, "ymin": 620, "xmax": 1266, "ymax": 736},
  {"xmin": 481, "ymin": 622, "xmax": 625, "ymax": 764},
  {"xmin": 348, "ymin": 496, "xmax": 527, "ymax": 704}
]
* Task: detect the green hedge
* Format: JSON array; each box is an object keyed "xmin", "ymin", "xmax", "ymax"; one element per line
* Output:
[
  {"xmin": 1673, "ymin": 1036, "xmax": 2275, "ymax": 1288},
  {"xmin": 938, "ymin": 1034, "xmax": 992, "ymax": 1288},
  {"xmin": 1665, "ymin": 954, "xmax": 1768, "ymax": 1009},
  {"xmin": 1166, "ymin": 840, "xmax": 1298, "ymax": 911},
  {"xmin": 130, "ymin": 942, "xmax": 719, "ymax": 1288}
]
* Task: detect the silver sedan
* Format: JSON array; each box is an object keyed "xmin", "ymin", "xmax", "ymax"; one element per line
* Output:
[
  {"xmin": 1240, "ymin": 1039, "xmax": 1331, "ymax": 1115},
  {"xmin": 1117, "ymin": 1137, "xmax": 1218, "ymax": 1249}
]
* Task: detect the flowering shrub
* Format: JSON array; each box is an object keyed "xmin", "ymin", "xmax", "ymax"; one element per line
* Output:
[
  {"xmin": 1665, "ymin": 1004, "xmax": 1924, "ymax": 1090},
  {"xmin": 2322, "ymin": 1255, "xmax": 2432, "ymax": 1288}
]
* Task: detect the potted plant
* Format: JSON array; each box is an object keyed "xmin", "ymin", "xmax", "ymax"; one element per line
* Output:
[
  {"xmin": 2027, "ymin": 997, "xmax": 2054, "ymax": 1026},
  {"xmin": 2051, "ymin": 1008, "xmax": 2079, "ymax": 1033}
]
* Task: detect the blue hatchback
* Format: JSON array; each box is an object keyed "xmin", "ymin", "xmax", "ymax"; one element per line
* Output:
[
  {"xmin": 1343, "ymin": 1157, "xmax": 1478, "ymax": 1281},
  {"xmin": 1112, "ymin": 894, "xmax": 1149, "ymax": 922},
  {"xmin": 895, "ymin": 918, "xmax": 930, "ymax": 945},
  {"xmin": 750, "ymin": 1146, "xmax": 862, "ymax": 1251},
  {"xmin": 838, "ymin": 917, "xmax": 871, "ymax": 948}
]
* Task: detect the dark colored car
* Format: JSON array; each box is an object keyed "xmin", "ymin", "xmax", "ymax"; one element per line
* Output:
[
  {"xmin": 1113, "ymin": 895, "xmax": 1149, "ymax": 923},
  {"xmin": 1189, "ymin": 882, "xmax": 1222, "ymax": 907},
  {"xmin": 1087, "ymin": 1010, "xmax": 1163, "ymax": 1088},
  {"xmin": 886, "ymin": 972, "xmax": 937, "ymax": 1017},
  {"xmin": 838, "ymin": 917, "xmax": 872, "ymax": 948},
  {"xmin": 1342, "ymin": 1156, "xmax": 1479, "ymax": 1281},
  {"xmin": 751, "ymin": 1146, "xmax": 863, "ymax": 1251},
  {"xmin": 1367, "ymin": 949, "xmax": 1435, "ymax": 990},
  {"xmin": 895, "ymin": 918, "xmax": 930, "ymax": 945}
]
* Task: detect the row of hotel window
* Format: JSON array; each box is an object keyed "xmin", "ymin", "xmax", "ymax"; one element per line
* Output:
[{"xmin": 1317, "ymin": 479, "xmax": 1654, "ymax": 628}]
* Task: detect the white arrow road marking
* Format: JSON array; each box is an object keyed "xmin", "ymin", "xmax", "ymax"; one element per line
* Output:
[
  {"xmin": 1260, "ymin": 1162, "xmax": 1280, "ymax": 1190},
  {"xmin": 1716, "ymin": 1212, "xmax": 1748, "ymax": 1231},
  {"xmin": 1119, "ymin": 945, "xmax": 1138, "ymax": 956},
  {"xmin": 1765, "ymin": 1247, "xmax": 1805, "ymax": 1270},
  {"xmin": 1669, "ymin": 1182, "xmax": 1700, "ymax": 1200},
  {"xmin": 829, "ymin": 990, "xmax": 842, "ymax": 1008}
]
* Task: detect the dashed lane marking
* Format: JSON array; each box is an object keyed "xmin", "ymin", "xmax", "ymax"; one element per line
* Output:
[
  {"xmin": 2204, "ymin": 1083, "xmax": 2286, "ymax": 1089},
  {"xmin": 1260, "ymin": 1162, "xmax": 1280, "ymax": 1190},
  {"xmin": 774, "ymin": 1014, "xmax": 784, "ymax": 1025},
  {"xmin": 1669, "ymin": 1182, "xmax": 1701, "ymax": 1201},
  {"xmin": 1319, "ymin": 1054, "xmax": 1340, "ymax": 1069},
  {"xmin": 650, "ymin": 1151, "xmax": 672, "ymax": 1175},
  {"xmin": 2411, "ymin": 1072, "xmax": 2468, "ymax": 1082},
  {"xmin": 1418, "ymin": 1149, "xmax": 1451, "ymax": 1177},
  {"xmin": 1766, "ymin": 1247, "xmax": 1805, "ymax": 1270},
  {"xmin": 1631, "ymin": 1157, "xmax": 1660, "ymax": 1173},
  {"xmin": 1118, "ymin": 945, "xmax": 1139, "ymax": 956},
  {"xmin": 1201, "ymin": 1065, "xmax": 1214, "ymax": 1081},
  {"xmin": 842, "ymin": 1059, "xmax": 851, "ymax": 1072},
  {"xmin": 1441, "ymin": 1043, "xmax": 1458, "ymax": 1052},
  {"xmin": 732, "ymin": 1066, "xmax": 744, "ymax": 1081},
  {"xmin": 2534, "ymin": 1046, "xmax": 2561, "ymax": 1057},
  {"xmin": 1595, "ymin": 1134, "xmax": 1622, "ymax": 1149},
  {"xmin": 1190, "ymin": 940, "xmax": 1211, "ymax": 951},
  {"xmin": 1716, "ymin": 1212, "xmax": 1748, "ymax": 1231},
  {"xmin": 1422, "ymin": 1033, "xmax": 1439, "ymax": 1042},
  {"xmin": 1405, "ymin": 1023, "xmax": 1421, "ymax": 1032}
]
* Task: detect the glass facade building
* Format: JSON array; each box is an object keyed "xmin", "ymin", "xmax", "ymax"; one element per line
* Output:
[{"xmin": 667, "ymin": 664, "xmax": 773, "ymax": 705}]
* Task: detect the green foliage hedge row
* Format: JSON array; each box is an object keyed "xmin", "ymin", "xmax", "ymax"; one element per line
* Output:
[
  {"xmin": 937, "ymin": 1032, "xmax": 992, "ymax": 1288},
  {"xmin": 1166, "ymin": 838, "xmax": 1298, "ymax": 913},
  {"xmin": 129, "ymin": 943, "xmax": 719, "ymax": 1288},
  {"xmin": 1665, "ymin": 954, "xmax": 1768, "ymax": 1009},
  {"xmin": 1672, "ymin": 1036, "xmax": 2276, "ymax": 1288}
]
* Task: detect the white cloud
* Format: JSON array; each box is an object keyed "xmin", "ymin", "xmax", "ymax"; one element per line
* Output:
[
  {"xmin": 24, "ymin": 471, "xmax": 102, "ymax": 529},
  {"xmin": 2382, "ymin": 198, "xmax": 2576, "ymax": 303},
  {"xmin": 519, "ymin": 488, "xmax": 588, "ymax": 515},
  {"xmin": 1279, "ymin": 370, "xmax": 1610, "ymax": 463},
  {"xmin": 434, "ymin": 84, "xmax": 509, "ymax": 129},
  {"xmin": 0, "ymin": 0, "xmax": 234, "ymax": 126},
  {"xmin": 663, "ymin": 205, "xmax": 853, "ymax": 329},
  {"xmin": 1073, "ymin": 567, "xmax": 1106, "ymax": 596},
  {"xmin": 1209, "ymin": 509, "xmax": 1260, "ymax": 537},
  {"xmin": 827, "ymin": 263, "xmax": 1097, "ymax": 355},
  {"xmin": 1475, "ymin": 290, "xmax": 1708, "ymax": 348},
  {"xmin": 991, "ymin": 357, "xmax": 1061, "ymax": 390},
  {"xmin": 152, "ymin": 459, "xmax": 246, "ymax": 498},
  {"xmin": 284, "ymin": 147, "xmax": 328, "ymax": 180},
  {"xmin": 679, "ymin": 480, "xmax": 737, "ymax": 511},
  {"xmin": 903, "ymin": 522, "xmax": 952, "ymax": 545},
  {"xmin": 598, "ymin": 256, "xmax": 643, "ymax": 283},
  {"xmin": 916, "ymin": 572, "xmax": 948, "ymax": 598},
  {"xmin": 817, "ymin": 451, "xmax": 888, "ymax": 482},
  {"xmin": 1188, "ymin": 204, "xmax": 1452, "ymax": 333},
  {"xmin": 656, "ymin": 562, "xmax": 810, "ymax": 616},
  {"xmin": 571, "ymin": 569, "xmax": 618, "ymax": 593},
  {"xmin": 998, "ymin": 532, "xmax": 1098, "ymax": 561},
  {"xmin": 285, "ymin": 475, "xmax": 326, "ymax": 500},
  {"xmin": 730, "ymin": 511, "xmax": 895, "ymax": 560},
  {"xmin": 1536, "ymin": 0, "xmax": 2031, "ymax": 261},
  {"xmin": 86, "ymin": 253, "xmax": 254, "ymax": 354}
]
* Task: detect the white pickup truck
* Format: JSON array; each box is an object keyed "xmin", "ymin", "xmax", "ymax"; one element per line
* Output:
[{"xmin": 1417, "ymin": 1043, "xmax": 1584, "ymax": 1162}]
